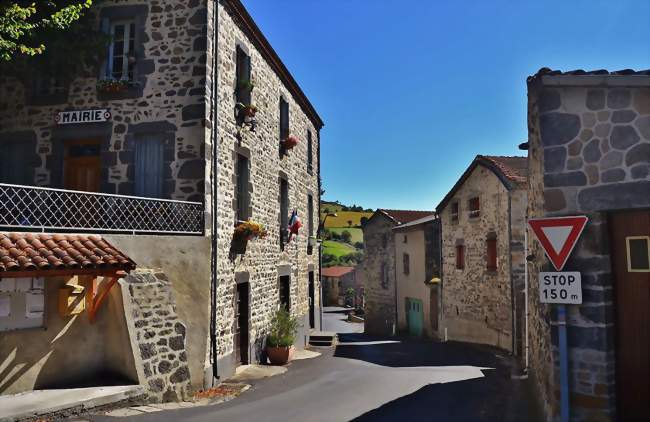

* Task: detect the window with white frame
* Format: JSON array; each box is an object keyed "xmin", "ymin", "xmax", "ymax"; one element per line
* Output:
[
  {"xmin": 0, "ymin": 277, "xmax": 45, "ymax": 332},
  {"xmin": 108, "ymin": 20, "xmax": 136, "ymax": 80}
]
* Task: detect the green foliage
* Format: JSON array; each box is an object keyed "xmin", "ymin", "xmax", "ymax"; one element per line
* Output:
[
  {"xmin": 266, "ymin": 306, "xmax": 298, "ymax": 348},
  {"xmin": 341, "ymin": 230, "xmax": 352, "ymax": 243},
  {"xmin": 0, "ymin": 1, "xmax": 95, "ymax": 61}
]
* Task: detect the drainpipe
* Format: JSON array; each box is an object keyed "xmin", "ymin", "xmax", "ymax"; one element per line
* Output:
[
  {"xmin": 524, "ymin": 220, "xmax": 529, "ymax": 373},
  {"xmin": 209, "ymin": 0, "xmax": 220, "ymax": 383}
]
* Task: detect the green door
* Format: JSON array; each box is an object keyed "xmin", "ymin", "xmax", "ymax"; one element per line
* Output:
[{"xmin": 407, "ymin": 298, "xmax": 423, "ymax": 337}]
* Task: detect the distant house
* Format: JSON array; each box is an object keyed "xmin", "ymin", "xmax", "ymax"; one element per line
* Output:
[
  {"xmin": 321, "ymin": 266, "xmax": 357, "ymax": 307},
  {"xmin": 436, "ymin": 155, "xmax": 527, "ymax": 354},
  {"xmin": 394, "ymin": 214, "xmax": 441, "ymax": 338},
  {"xmin": 361, "ymin": 209, "xmax": 435, "ymax": 336}
]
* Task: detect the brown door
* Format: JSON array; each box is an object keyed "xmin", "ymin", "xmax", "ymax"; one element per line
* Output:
[
  {"xmin": 609, "ymin": 210, "xmax": 650, "ymax": 421},
  {"xmin": 64, "ymin": 140, "xmax": 101, "ymax": 192},
  {"xmin": 234, "ymin": 283, "xmax": 249, "ymax": 365}
]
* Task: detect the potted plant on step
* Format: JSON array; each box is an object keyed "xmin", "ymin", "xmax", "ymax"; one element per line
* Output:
[{"xmin": 266, "ymin": 306, "xmax": 299, "ymax": 365}]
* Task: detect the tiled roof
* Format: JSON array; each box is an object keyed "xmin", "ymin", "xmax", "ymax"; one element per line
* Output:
[
  {"xmin": 322, "ymin": 266, "xmax": 355, "ymax": 278},
  {"xmin": 480, "ymin": 155, "xmax": 528, "ymax": 183},
  {"xmin": 0, "ymin": 233, "xmax": 136, "ymax": 275},
  {"xmin": 533, "ymin": 67, "xmax": 650, "ymax": 77},
  {"xmin": 379, "ymin": 210, "xmax": 435, "ymax": 225}
]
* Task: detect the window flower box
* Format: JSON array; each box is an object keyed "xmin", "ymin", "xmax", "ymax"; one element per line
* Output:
[
  {"xmin": 96, "ymin": 78, "xmax": 139, "ymax": 94},
  {"xmin": 231, "ymin": 220, "xmax": 268, "ymax": 255}
]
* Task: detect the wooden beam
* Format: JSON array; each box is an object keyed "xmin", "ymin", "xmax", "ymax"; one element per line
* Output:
[{"xmin": 87, "ymin": 276, "xmax": 120, "ymax": 323}]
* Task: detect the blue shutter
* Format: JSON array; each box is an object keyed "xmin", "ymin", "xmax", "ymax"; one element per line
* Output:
[
  {"xmin": 135, "ymin": 135, "xmax": 164, "ymax": 198},
  {"xmin": 0, "ymin": 142, "xmax": 30, "ymax": 185}
]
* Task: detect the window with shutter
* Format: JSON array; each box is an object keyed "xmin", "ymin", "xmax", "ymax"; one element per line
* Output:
[
  {"xmin": 307, "ymin": 130, "xmax": 313, "ymax": 174},
  {"xmin": 236, "ymin": 47, "xmax": 252, "ymax": 105},
  {"xmin": 280, "ymin": 177, "xmax": 289, "ymax": 249},
  {"xmin": 469, "ymin": 197, "xmax": 480, "ymax": 218},
  {"xmin": 135, "ymin": 135, "xmax": 164, "ymax": 198},
  {"xmin": 456, "ymin": 244, "xmax": 465, "ymax": 270},
  {"xmin": 487, "ymin": 238, "xmax": 497, "ymax": 270},
  {"xmin": 403, "ymin": 253, "xmax": 410, "ymax": 275},
  {"xmin": 108, "ymin": 20, "xmax": 136, "ymax": 80},
  {"xmin": 0, "ymin": 142, "xmax": 32, "ymax": 185},
  {"xmin": 280, "ymin": 98, "xmax": 289, "ymax": 142},
  {"xmin": 236, "ymin": 154, "xmax": 250, "ymax": 222}
]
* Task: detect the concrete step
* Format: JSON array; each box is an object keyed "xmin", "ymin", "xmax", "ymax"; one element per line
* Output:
[
  {"xmin": 0, "ymin": 385, "xmax": 145, "ymax": 422},
  {"xmin": 307, "ymin": 331, "xmax": 337, "ymax": 348}
]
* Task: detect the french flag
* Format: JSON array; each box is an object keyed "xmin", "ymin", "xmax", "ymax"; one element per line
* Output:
[{"xmin": 288, "ymin": 209, "xmax": 302, "ymax": 242}]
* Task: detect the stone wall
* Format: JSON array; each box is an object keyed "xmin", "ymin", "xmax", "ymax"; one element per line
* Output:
[
  {"xmin": 526, "ymin": 73, "xmax": 649, "ymax": 421},
  {"xmin": 212, "ymin": 1, "xmax": 321, "ymax": 378},
  {"xmin": 439, "ymin": 165, "xmax": 522, "ymax": 351},
  {"xmin": 361, "ymin": 214, "xmax": 397, "ymax": 336},
  {"xmin": 120, "ymin": 269, "xmax": 192, "ymax": 402},
  {"xmin": 0, "ymin": 0, "xmax": 209, "ymax": 201}
]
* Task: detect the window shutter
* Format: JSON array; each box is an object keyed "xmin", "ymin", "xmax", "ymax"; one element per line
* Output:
[
  {"xmin": 135, "ymin": 135, "xmax": 164, "ymax": 198},
  {"xmin": 100, "ymin": 17, "xmax": 111, "ymax": 78},
  {"xmin": 487, "ymin": 238, "xmax": 497, "ymax": 270}
]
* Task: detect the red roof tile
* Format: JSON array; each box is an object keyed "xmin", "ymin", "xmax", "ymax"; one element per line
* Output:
[
  {"xmin": 379, "ymin": 209, "xmax": 435, "ymax": 225},
  {"xmin": 0, "ymin": 233, "xmax": 136, "ymax": 275},
  {"xmin": 322, "ymin": 266, "xmax": 355, "ymax": 278},
  {"xmin": 480, "ymin": 156, "xmax": 528, "ymax": 183}
]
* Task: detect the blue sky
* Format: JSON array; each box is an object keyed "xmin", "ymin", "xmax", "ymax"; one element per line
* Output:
[{"xmin": 242, "ymin": 0, "xmax": 650, "ymax": 211}]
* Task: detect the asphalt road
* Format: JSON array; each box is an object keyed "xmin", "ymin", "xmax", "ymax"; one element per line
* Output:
[{"xmin": 95, "ymin": 309, "xmax": 540, "ymax": 422}]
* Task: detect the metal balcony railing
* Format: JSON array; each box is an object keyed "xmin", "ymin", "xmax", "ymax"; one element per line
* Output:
[{"xmin": 0, "ymin": 183, "xmax": 204, "ymax": 235}]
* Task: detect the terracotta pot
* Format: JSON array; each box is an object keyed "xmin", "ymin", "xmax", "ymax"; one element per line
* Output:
[{"xmin": 266, "ymin": 345, "xmax": 294, "ymax": 365}]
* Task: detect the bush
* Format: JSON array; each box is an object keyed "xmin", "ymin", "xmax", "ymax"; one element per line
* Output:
[
  {"xmin": 267, "ymin": 306, "xmax": 299, "ymax": 348},
  {"xmin": 341, "ymin": 230, "xmax": 352, "ymax": 243},
  {"xmin": 354, "ymin": 241, "xmax": 364, "ymax": 249}
]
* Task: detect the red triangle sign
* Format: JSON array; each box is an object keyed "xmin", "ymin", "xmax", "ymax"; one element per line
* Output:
[{"xmin": 528, "ymin": 216, "xmax": 588, "ymax": 271}]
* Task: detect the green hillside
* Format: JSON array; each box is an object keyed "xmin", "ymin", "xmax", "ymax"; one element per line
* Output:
[
  {"xmin": 322, "ymin": 240, "xmax": 357, "ymax": 258},
  {"xmin": 327, "ymin": 227, "xmax": 363, "ymax": 243},
  {"xmin": 320, "ymin": 211, "xmax": 373, "ymax": 228}
]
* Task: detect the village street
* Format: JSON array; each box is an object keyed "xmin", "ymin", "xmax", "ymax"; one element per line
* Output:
[{"xmin": 89, "ymin": 308, "xmax": 539, "ymax": 422}]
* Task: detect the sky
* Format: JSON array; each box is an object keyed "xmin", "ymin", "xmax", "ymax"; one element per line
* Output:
[{"xmin": 242, "ymin": 0, "xmax": 650, "ymax": 211}]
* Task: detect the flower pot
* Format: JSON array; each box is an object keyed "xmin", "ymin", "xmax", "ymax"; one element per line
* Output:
[{"xmin": 266, "ymin": 345, "xmax": 294, "ymax": 365}]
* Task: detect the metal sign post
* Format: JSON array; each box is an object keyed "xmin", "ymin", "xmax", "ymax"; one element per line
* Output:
[{"xmin": 528, "ymin": 216, "xmax": 589, "ymax": 422}]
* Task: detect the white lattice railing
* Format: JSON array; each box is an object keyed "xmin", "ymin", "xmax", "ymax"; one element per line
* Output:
[{"xmin": 0, "ymin": 183, "xmax": 204, "ymax": 235}]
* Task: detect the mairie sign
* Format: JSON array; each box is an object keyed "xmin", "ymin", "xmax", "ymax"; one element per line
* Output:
[{"xmin": 55, "ymin": 109, "xmax": 111, "ymax": 125}]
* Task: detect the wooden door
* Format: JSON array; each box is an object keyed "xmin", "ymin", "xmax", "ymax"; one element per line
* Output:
[
  {"xmin": 609, "ymin": 210, "xmax": 650, "ymax": 421},
  {"xmin": 308, "ymin": 271, "xmax": 315, "ymax": 329},
  {"xmin": 64, "ymin": 140, "xmax": 101, "ymax": 192},
  {"xmin": 234, "ymin": 283, "xmax": 249, "ymax": 365}
]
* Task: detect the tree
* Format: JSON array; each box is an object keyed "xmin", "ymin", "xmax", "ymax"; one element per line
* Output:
[
  {"xmin": 354, "ymin": 241, "xmax": 364, "ymax": 250},
  {"xmin": 347, "ymin": 220, "xmax": 353, "ymax": 227},
  {"xmin": 360, "ymin": 216, "xmax": 369, "ymax": 226},
  {"xmin": 0, "ymin": 1, "xmax": 94, "ymax": 61},
  {"xmin": 341, "ymin": 230, "xmax": 352, "ymax": 243}
]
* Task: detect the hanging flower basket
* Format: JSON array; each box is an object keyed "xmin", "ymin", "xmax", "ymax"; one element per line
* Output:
[
  {"xmin": 236, "ymin": 103, "xmax": 258, "ymax": 118},
  {"xmin": 282, "ymin": 135, "xmax": 299, "ymax": 150},
  {"xmin": 231, "ymin": 220, "xmax": 268, "ymax": 251},
  {"xmin": 97, "ymin": 79, "xmax": 137, "ymax": 94}
]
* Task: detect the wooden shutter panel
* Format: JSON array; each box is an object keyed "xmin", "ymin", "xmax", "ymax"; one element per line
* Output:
[
  {"xmin": 487, "ymin": 238, "xmax": 497, "ymax": 270},
  {"xmin": 135, "ymin": 135, "xmax": 164, "ymax": 198}
]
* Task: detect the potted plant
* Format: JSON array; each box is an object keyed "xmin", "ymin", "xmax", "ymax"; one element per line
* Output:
[
  {"xmin": 238, "ymin": 79, "xmax": 255, "ymax": 93},
  {"xmin": 236, "ymin": 103, "xmax": 258, "ymax": 118},
  {"xmin": 231, "ymin": 220, "xmax": 268, "ymax": 255},
  {"xmin": 96, "ymin": 78, "xmax": 139, "ymax": 94},
  {"xmin": 281, "ymin": 135, "xmax": 299, "ymax": 150},
  {"xmin": 266, "ymin": 306, "xmax": 299, "ymax": 365}
]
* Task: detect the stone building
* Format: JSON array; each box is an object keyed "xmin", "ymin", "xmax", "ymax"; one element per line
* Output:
[
  {"xmin": 0, "ymin": 0, "xmax": 323, "ymax": 400},
  {"xmin": 361, "ymin": 209, "xmax": 434, "ymax": 336},
  {"xmin": 436, "ymin": 156, "xmax": 527, "ymax": 354},
  {"xmin": 321, "ymin": 266, "xmax": 356, "ymax": 307},
  {"xmin": 525, "ymin": 68, "xmax": 649, "ymax": 421},
  {"xmin": 394, "ymin": 214, "xmax": 441, "ymax": 338}
]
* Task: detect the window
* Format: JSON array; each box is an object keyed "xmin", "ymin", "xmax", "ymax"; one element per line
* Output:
[
  {"xmin": 456, "ymin": 245, "xmax": 465, "ymax": 270},
  {"xmin": 279, "ymin": 97, "xmax": 289, "ymax": 142},
  {"xmin": 279, "ymin": 178, "xmax": 289, "ymax": 248},
  {"xmin": 380, "ymin": 262, "xmax": 389, "ymax": 289},
  {"xmin": 135, "ymin": 135, "xmax": 164, "ymax": 198},
  {"xmin": 0, "ymin": 278, "xmax": 45, "ymax": 332},
  {"xmin": 108, "ymin": 20, "xmax": 136, "ymax": 80},
  {"xmin": 486, "ymin": 237, "xmax": 497, "ymax": 271},
  {"xmin": 0, "ymin": 141, "xmax": 32, "ymax": 185},
  {"xmin": 279, "ymin": 276, "xmax": 290, "ymax": 311},
  {"xmin": 451, "ymin": 202, "xmax": 459, "ymax": 223},
  {"xmin": 403, "ymin": 253, "xmax": 410, "ymax": 275},
  {"xmin": 236, "ymin": 47, "xmax": 252, "ymax": 105},
  {"xmin": 469, "ymin": 197, "xmax": 480, "ymax": 218},
  {"xmin": 307, "ymin": 194, "xmax": 314, "ymax": 236},
  {"xmin": 236, "ymin": 154, "xmax": 250, "ymax": 222},
  {"xmin": 307, "ymin": 130, "xmax": 313, "ymax": 174},
  {"xmin": 626, "ymin": 236, "xmax": 650, "ymax": 272},
  {"xmin": 403, "ymin": 235, "xmax": 408, "ymax": 244},
  {"xmin": 33, "ymin": 74, "xmax": 66, "ymax": 97}
]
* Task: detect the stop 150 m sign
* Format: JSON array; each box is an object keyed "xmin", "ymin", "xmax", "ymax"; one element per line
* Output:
[{"xmin": 539, "ymin": 272, "xmax": 582, "ymax": 304}]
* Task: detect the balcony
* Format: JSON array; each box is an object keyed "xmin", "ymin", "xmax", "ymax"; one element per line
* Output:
[{"xmin": 0, "ymin": 183, "xmax": 204, "ymax": 235}]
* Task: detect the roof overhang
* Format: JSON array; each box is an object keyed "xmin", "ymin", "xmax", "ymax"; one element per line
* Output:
[
  {"xmin": 540, "ymin": 74, "xmax": 650, "ymax": 88},
  {"xmin": 393, "ymin": 214, "xmax": 438, "ymax": 231}
]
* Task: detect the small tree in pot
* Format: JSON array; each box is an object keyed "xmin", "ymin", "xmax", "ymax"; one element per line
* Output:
[{"xmin": 266, "ymin": 306, "xmax": 299, "ymax": 365}]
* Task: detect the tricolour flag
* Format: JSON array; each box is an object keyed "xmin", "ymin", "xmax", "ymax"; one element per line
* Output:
[{"xmin": 287, "ymin": 209, "xmax": 302, "ymax": 242}]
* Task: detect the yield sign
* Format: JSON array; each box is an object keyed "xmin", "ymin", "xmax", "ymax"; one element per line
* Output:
[{"xmin": 528, "ymin": 216, "xmax": 588, "ymax": 271}]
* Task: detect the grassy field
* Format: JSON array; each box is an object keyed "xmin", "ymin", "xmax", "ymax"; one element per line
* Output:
[
  {"xmin": 327, "ymin": 227, "xmax": 363, "ymax": 244},
  {"xmin": 321, "ymin": 201, "xmax": 344, "ymax": 213},
  {"xmin": 322, "ymin": 240, "xmax": 357, "ymax": 258},
  {"xmin": 320, "ymin": 211, "xmax": 373, "ymax": 228}
]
